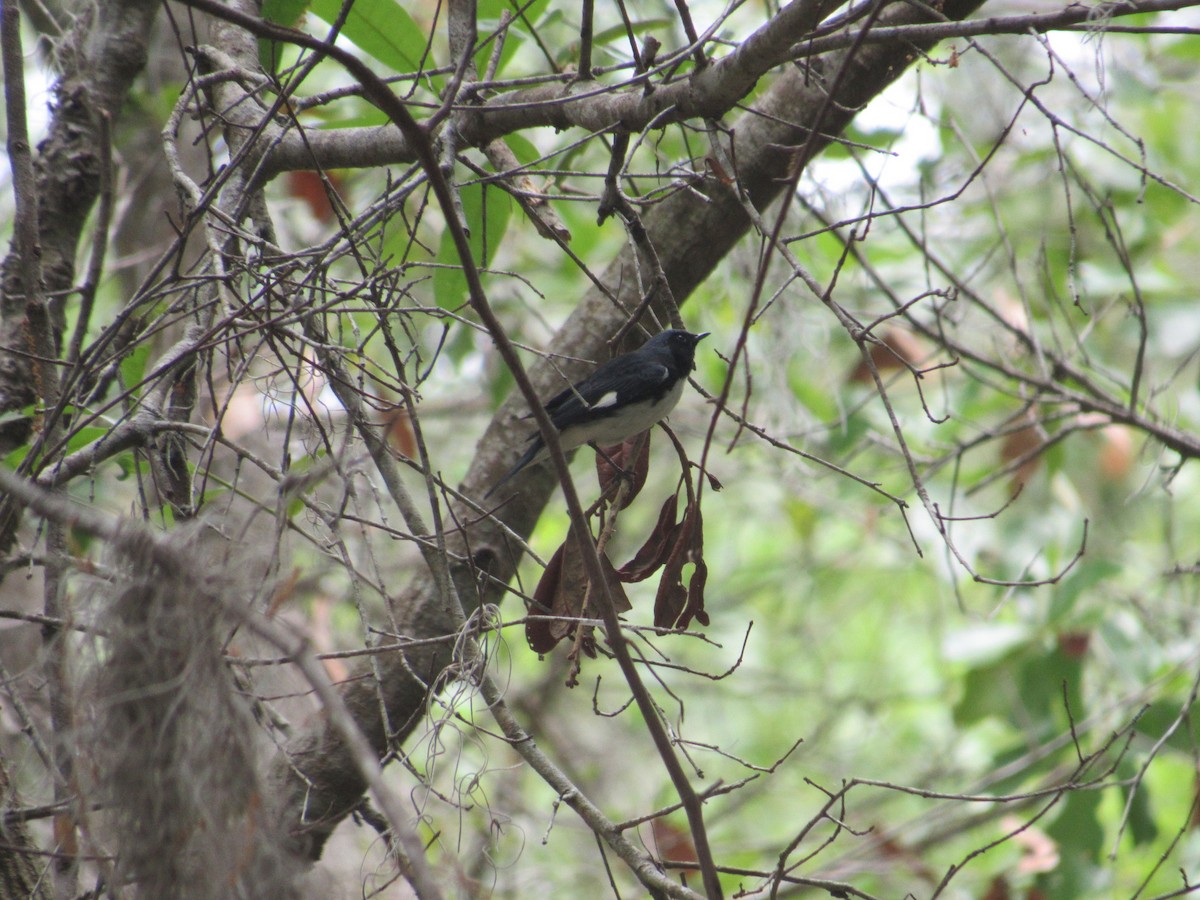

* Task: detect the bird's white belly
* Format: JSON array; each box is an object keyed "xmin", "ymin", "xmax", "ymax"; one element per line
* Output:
[{"xmin": 559, "ymin": 379, "xmax": 685, "ymax": 450}]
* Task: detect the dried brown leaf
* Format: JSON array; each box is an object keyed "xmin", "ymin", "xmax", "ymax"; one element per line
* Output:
[
  {"xmin": 653, "ymin": 503, "xmax": 710, "ymax": 629},
  {"xmin": 705, "ymin": 155, "xmax": 733, "ymax": 185},
  {"xmin": 1001, "ymin": 408, "xmax": 1043, "ymax": 490},
  {"xmin": 617, "ymin": 493, "xmax": 679, "ymax": 582},
  {"xmin": 285, "ymin": 169, "xmax": 344, "ymax": 224},
  {"xmin": 681, "ymin": 558, "xmax": 709, "ymax": 628},
  {"xmin": 384, "ymin": 407, "xmax": 418, "ymax": 459},
  {"xmin": 527, "ymin": 542, "xmax": 566, "ymax": 654},
  {"xmin": 592, "ymin": 551, "xmax": 632, "ymax": 617},
  {"xmin": 650, "ymin": 818, "xmax": 698, "ymax": 868},
  {"xmin": 654, "ymin": 573, "xmax": 688, "ymax": 631},
  {"xmin": 527, "ymin": 537, "xmax": 631, "ymax": 655},
  {"xmin": 653, "ymin": 506, "xmax": 697, "ymax": 629},
  {"xmin": 847, "ymin": 327, "xmax": 925, "ymax": 384},
  {"xmin": 596, "ymin": 431, "xmax": 651, "ymax": 509}
]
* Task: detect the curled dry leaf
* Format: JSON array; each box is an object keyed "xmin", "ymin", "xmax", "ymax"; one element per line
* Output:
[
  {"xmin": 1001, "ymin": 407, "xmax": 1044, "ymax": 490},
  {"xmin": 526, "ymin": 543, "xmax": 565, "ymax": 655},
  {"xmin": 683, "ymin": 559, "xmax": 710, "ymax": 628},
  {"xmin": 617, "ymin": 494, "xmax": 679, "ymax": 583},
  {"xmin": 53, "ymin": 811, "xmax": 78, "ymax": 857},
  {"xmin": 653, "ymin": 502, "xmax": 708, "ymax": 630},
  {"xmin": 614, "ymin": 490, "xmax": 710, "ymax": 630},
  {"xmin": 847, "ymin": 327, "xmax": 926, "ymax": 384},
  {"xmin": 384, "ymin": 407, "xmax": 418, "ymax": 459},
  {"xmin": 649, "ymin": 818, "xmax": 698, "ymax": 868},
  {"xmin": 285, "ymin": 169, "xmax": 345, "ymax": 225},
  {"xmin": 705, "ymin": 155, "xmax": 733, "ymax": 185},
  {"xmin": 526, "ymin": 536, "xmax": 632, "ymax": 656},
  {"xmin": 595, "ymin": 430, "xmax": 651, "ymax": 509},
  {"xmin": 1097, "ymin": 423, "xmax": 1134, "ymax": 480},
  {"xmin": 1056, "ymin": 630, "xmax": 1090, "ymax": 660}
]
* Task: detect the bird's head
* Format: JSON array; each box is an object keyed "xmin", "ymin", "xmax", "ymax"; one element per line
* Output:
[{"xmin": 648, "ymin": 329, "xmax": 709, "ymax": 371}]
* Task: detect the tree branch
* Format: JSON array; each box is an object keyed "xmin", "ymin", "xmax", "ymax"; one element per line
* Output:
[
  {"xmin": 261, "ymin": 0, "xmax": 990, "ymax": 873},
  {"xmin": 0, "ymin": 0, "xmax": 159, "ymax": 456}
]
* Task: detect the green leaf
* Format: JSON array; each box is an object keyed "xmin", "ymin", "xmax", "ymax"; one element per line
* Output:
[
  {"xmin": 1046, "ymin": 789, "xmax": 1104, "ymax": 862},
  {"xmin": 954, "ymin": 657, "xmax": 1019, "ymax": 727},
  {"xmin": 3, "ymin": 444, "xmax": 31, "ymax": 470},
  {"xmin": 1017, "ymin": 643, "xmax": 1083, "ymax": 729},
  {"xmin": 65, "ymin": 426, "xmax": 110, "ymax": 455},
  {"xmin": 1118, "ymin": 758, "xmax": 1159, "ymax": 847},
  {"xmin": 324, "ymin": 107, "xmax": 390, "ymax": 128},
  {"xmin": 260, "ymin": 0, "xmax": 310, "ymax": 71},
  {"xmin": 475, "ymin": 15, "xmax": 527, "ymax": 79},
  {"xmin": 0, "ymin": 408, "xmax": 34, "ymax": 429},
  {"xmin": 309, "ymin": 0, "xmax": 428, "ymax": 73},
  {"xmin": 489, "ymin": 362, "xmax": 514, "ymax": 408},
  {"xmin": 593, "ymin": 18, "xmax": 670, "ymax": 47},
  {"xmin": 433, "ymin": 182, "xmax": 512, "ymax": 310},
  {"xmin": 120, "ymin": 343, "xmax": 151, "ymax": 390},
  {"xmin": 262, "ymin": 0, "xmax": 307, "ymax": 24},
  {"xmin": 791, "ymin": 366, "xmax": 837, "ymax": 420},
  {"xmin": 1135, "ymin": 700, "xmax": 1200, "ymax": 755},
  {"xmin": 942, "ymin": 621, "xmax": 1031, "ymax": 665},
  {"xmin": 111, "ymin": 451, "xmax": 135, "ymax": 481},
  {"xmin": 504, "ymin": 133, "xmax": 540, "ymax": 167},
  {"xmin": 825, "ymin": 410, "xmax": 869, "ymax": 456},
  {"xmin": 1049, "ymin": 558, "xmax": 1121, "ymax": 623}
]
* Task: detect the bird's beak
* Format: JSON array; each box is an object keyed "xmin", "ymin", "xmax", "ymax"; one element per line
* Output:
[{"xmin": 697, "ymin": 332, "xmax": 710, "ymax": 342}]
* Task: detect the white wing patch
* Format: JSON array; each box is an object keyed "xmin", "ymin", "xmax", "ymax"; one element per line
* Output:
[{"xmin": 589, "ymin": 391, "xmax": 619, "ymax": 410}]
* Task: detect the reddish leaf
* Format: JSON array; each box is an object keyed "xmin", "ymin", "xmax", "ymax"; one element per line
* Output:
[
  {"xmin": 1000, "ymin": 407, "xmax": 1043, "ymax": 490},
  {"xmin": 677, "ymin": 505, "xmax": 708, "ymax": 628},
  {"xmin": 650, "ymin": 818, "xmax": 698, "ymax": 868},
  {"xmin": 1097, "ymin": 424, "xmax": 1134, "ymax": 480},
  {"xmin": 618, "ymin": 494, "xmax": 679, "ymax": 582},
  {"xmin": 595, "ymin": 431, "xmax": 651, "ymax": 509},
  {"xmin": 654, "ymin": 575, "xmax": 688, "ymax": 631},
  {"xmin": 285, "ymin": 169, "xmax": 344, "ymax": 224},
  {"xmin": 689, "ymin": 502, "xmax": 705, "ymax": 557},
  {"xmin": 526, "ymin": 537, "xmax": 632, "ymax": 656},
  {"xmin": 264, "ymin": 568, "xmax": 301, "ymax": 617},
  {"xmin": 591, "ymin": 551, "xmax": 633, "ymax": 616},
  {"xmin": 652, "ymin": 503, "xmax": 709, "ymax": 629},
  {"xmin": 384, "ymin": 407, "xmax": 417, "ymax": 459},
  {"xmin": 847, "ymin": 327, "xmax": 925, "ymax": 383},
  {"xmin": 547, "ymin": 537, "xmax": 592, "ymax": 644},
  {"xmin": 704, "ymin": 155, "xmax": 733, "ymax": 185},
  {"xmin": 653, "ymin": 506, "xmax": 697, "ymax": 629},
  {"xmin": 527, "ymin": 543, "xmax": 566, "ymax": 654},
  {"xmin": 1057, "ymin": 630, "xmax": 1090, "ymax": 660},
  {"xmin": 681, "ymin": 559, "xmax": 709, "ymax": 628},
  {"xmin": 53, "ymin": 812, "xmax": 77, "ymax": 857}
]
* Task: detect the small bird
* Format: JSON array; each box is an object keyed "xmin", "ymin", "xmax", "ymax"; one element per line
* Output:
[{"xmin": 486, "ymin": 329, "xmax": 709, "ymax": 497}]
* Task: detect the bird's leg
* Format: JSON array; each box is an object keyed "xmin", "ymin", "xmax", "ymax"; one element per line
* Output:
[{"xmin": 590, "ymin": 441, "xmax": 632, "ymax": 481}]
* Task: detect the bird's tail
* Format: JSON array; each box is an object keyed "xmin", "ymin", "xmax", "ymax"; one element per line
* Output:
[{"xmin": 484, "ymin": 441, "xmax": 543, "ymax": 499}]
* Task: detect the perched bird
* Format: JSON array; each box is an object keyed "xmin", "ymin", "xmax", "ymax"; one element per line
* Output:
[{"xmin": 486, "ymin": 329, "xmax": 709, "ymax": 497}]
